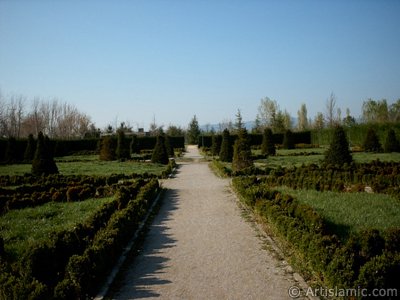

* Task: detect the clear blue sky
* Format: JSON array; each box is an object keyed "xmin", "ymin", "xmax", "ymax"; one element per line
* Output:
[{"xmin": 1, "ymin": 0, "xmax": 399, "ymax": 130}]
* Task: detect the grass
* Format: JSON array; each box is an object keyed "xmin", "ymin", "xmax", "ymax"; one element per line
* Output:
[
  {"xmin": 0, "ymin": 155, "xmax": 169, "ymax": 176},
  {"xmin": 0, "ymin": 196, "xmax": 114, "ymax": 258},
  {"xmin": 277, "ymin": 186, "xmax": 400, "ymax": 240},
  {"xmin": 253, "ymin": 148, "xmax": 400, "ymax": 169}
]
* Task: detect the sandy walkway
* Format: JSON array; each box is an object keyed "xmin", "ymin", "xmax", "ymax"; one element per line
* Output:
[{"xmin": 112, "ymin": 146, "xmax": 308, "ymax": 299}]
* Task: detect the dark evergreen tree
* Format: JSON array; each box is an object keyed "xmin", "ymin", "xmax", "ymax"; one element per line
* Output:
[
  {"xmin": 363, "ymin": 127, "xmax": 382, "ymax": 152},
  {"xmin": 384, "ymin": 129, "xmax": 400, "ymax": 153},
  {"xmin": 99, "ymin": 135, "xmax": 116, "ymax": 161},
  {"xmin": 165, "ymin": 135, "xmax": 174, "ymax": 157},
  {"xmin": 130, "ymin": 134, "xmax": 139, "ymax": 155},
  {"xmin": 32, "ymin": 131, "xmax": 58, "ymax": 175},
  {"xmin": 116, "ymin": 129, "xmax": 130, "ymax": 160},
  {"xmin": 219, "ymin": 129, "xmax": 233, "ymax": 162},
  {"xmin": 187, "ymin": 115, "xmax": 201, "ymax": 144},
  {"xmin": 232, "ymin": 128, "xmax": 253, "ymax": 172},
  {"xmin": 24, "ymin": 134, "xmax": 36, "ymax": 162},
  {"xmin": 211, "ymin": 134, "xmax": 222, "ymax": 157},
  {"xmin": 282, "ymin": 129, "xmax": 295, "ymax": 149},
  {"xmin": 151, "ymin": 134, "xmax": 169, "ymax": 164},
  {"xmin": 324, "ymin": 126, "xmax": 353, "ymax": 166},
  {"xmin": 5, "ymin": 137, "xmax": 17, "ymax": 163},
  {"xmin": 261, "ymin": 128, "xmax": 276, "ymax": 156}
]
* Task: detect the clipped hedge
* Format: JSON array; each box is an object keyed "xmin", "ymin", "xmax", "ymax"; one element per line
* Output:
[
  {"xmin": 198, "ymin": 131, "xmax": 312, "ymax": 148},
  {"xmin": 232, "ymin": 177, "xmax": 400, "ymax": 292},
  {"xmin": 0, "ymin": 178, "xmax": 159, "ymax": 299}
]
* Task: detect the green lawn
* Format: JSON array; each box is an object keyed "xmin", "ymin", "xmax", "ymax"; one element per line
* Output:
[
  {"xmin": 0, "ymin": 155, "xmax": 168, "ymax": 176},
  {"xmin": 0, "ymin": 196, "xmax": 114, "ymax": 258},
  {"xmin": 277, "ymin": 187, "xmax": 400, "ymax": 239},
  {"xmin": 253, "ymin": 148, "xmax": 400, "ymax": 169}
]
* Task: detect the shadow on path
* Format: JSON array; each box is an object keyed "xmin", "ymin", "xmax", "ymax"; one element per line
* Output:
[{"xmin": 111, "ymin": 188, "xmax": 180, "ymax": 299}]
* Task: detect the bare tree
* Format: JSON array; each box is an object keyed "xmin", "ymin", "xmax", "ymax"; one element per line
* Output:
[{"xmin": 325, "ymin": 92, "xmax": 337, "ymax": 128}]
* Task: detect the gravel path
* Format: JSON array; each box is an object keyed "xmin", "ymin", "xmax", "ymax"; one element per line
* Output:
[{"xmin": 112, "ymin": 146, "xmax": 309, "ymax": 300}]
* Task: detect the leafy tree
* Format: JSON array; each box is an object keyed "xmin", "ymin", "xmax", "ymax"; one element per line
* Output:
[
  {"xmin": 232, "ymin": 128, "xmax": 253, "ymax": 172},
  {"xmin": 362, "ymin": 99, "xmax": 389, "ymax": 124},
  {"xmin": 32, "ymin": 131, "xmax": 58, "ymax": 175},
  {"xmin": 99, "ymin": 135, "xmax": 116, "ymax": 161},
  {"xmin": 116, "ymin": 129, "xmax": 130, "ymax": 160},
  {"xmin": 363, "ymin": 128, "xmax": 382, "ymax": 152},
  {"xmin": 219, "ymin": 129, "xmax": 233, "ymax": 162},
  {"xmin": 282, "ymin": 129, "xmax": 295, "ymax": 149},
  {"xmin": 5, "ymin": 137, "xmax": 17, "ymax": 163},
  {"xmin": 324, "ymin": 126, "xmax": 353, "ymax": 166},
  {"xmin": 151, "ymin": 134, "xmax": 169, "ymax": 164},
  {"xmin": 297, "ymin": 103, "xmax": 308, "ymax": 131},
  {"xmin": 384, "ymin": 129, "xmax": 400, "ymax": 153},
  {"xmin": 261, "ymin": 128, "xmax": 276, "ymax": 156},
  {"xmin": 211, "ymin": 134, "xmax": 222, "ymax": 157},
  {"xmin": 187, "ymin": 115, "xmax": 201, "ymax": 144},
  {"xmin": 24, "ymin": 133, "xmax": 36, "ymax": 162}
]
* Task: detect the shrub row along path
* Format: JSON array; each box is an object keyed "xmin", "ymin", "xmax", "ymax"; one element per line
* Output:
[{"xmin": 112, "ymin": 146, "xmax": 310, "ymax": 299}]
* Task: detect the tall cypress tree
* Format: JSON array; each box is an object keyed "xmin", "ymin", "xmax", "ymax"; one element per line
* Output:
[
  {"xmin": 384, "ymin": 129, "xmax": 400, "ymax": 153},
  {"xmin": 32, "ymin": 131, "xmax": 58, "ymax": 175},
  {"xmin": 261, "ymin": 128, "xmax": 276, "ymax": 156},
  {"xmin": 24, "ymin": 134, "xmax": 36, "ymax": 162},
  {"xmin": 151, "ymin": 134, "xmax": 169, "ymax": 164},
  {"xmin": 232, "ymin": 128, "xmax": 253, "ymax": 172},
  {"xmin": 324, "ymin": 126, "xmax": 353, "ymax": 166},
  {"xmin": 187, "ymin": 115, "xmax": 201, "ymax": 145},
  {"xmin": 219, "ymin": 129, "xmax": 233, "ymax": 162}
]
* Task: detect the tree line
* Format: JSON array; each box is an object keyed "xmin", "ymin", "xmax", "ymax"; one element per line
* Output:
[{"xmin": 0, "ymin": 92, "xmax": 95, "ymax": 139}]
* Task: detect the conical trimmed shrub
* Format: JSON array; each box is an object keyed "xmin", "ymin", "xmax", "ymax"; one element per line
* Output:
[
  {"xmin": 211, "ymin": 134, "xmax": 222, "ymax": 157},
  {"xmin": 32, "ymin": 131, "xmax": 58, "ymax": 175},
  {"xmin": 99, "ymin": 135, "xmax": 116, "ymax": 161},
  {"xmin": 219, "ymin": 129, "xmax": 233, "ymax": 162},
  {"xmin": 384, "ymin": 129, "xmax": 400, "ymax": 153},
  {"xmin": 363, "ymin": 128, "xmax": 382, "ymax": 152},
  {"xmin": 324, "ymin": 126, "xmax": 353, "ymax": 166},
  {"xmin": 24, "ymin": 134, "xmax": 36, "ymax": 162},
  {"xmin": 151, "ymin": 134, "xmax": 169, "ymax": 165},
  {"xmin": 5, "ymin": 137, "xmax": 17, "ymax": 163},
  {"xmin": 282, "ymin": 129, "xmax": 295, "ymax": 150},
  {"xmin": 261, "ymin": 128, "xmax": 276, "ymax": 156},
  {"xmin": 232, "ymin": 128, "xmax": 253, "ymax": 172},
  {"xmin": 116, "ymin": 130, "xmax": 130, "ymax": 160}
]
